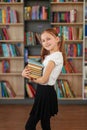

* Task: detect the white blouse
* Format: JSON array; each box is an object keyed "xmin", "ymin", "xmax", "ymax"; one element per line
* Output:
[{"xmin": 42, "ymin": 51, "xmax": 63, "ymax": 85}]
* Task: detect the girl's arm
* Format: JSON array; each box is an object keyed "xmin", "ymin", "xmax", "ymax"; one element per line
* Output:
[{"xmin": 32, "ymin": 60, "xmax": 55, "ymax": 84}]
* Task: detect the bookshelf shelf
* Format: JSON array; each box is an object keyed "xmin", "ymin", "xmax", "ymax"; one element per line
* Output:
[
  {"xmin": 0, "ymin": 23, "xmax": 24, "ymax": 26},
  {"xmin": 0, "ymin": 73, "xmax": 22, "ymax": 76},
  {"xmin": 60, "ymin": 73, "xmax": 82, "ymax": 76},
  {"xmin": 0, "ymin": 2, "xmax": 23, "ymax": 5},
  {"xmin": 0, "ymin": 96, "xmax": 24, "ymax": 99},
  {"xmin": 51, "ymin": 23, "xmax": 83, "ymax": 26},
  {"xmin": 50, "ymin": 2, "xmax": 83, "ymax": 5},
  {"xmin": 65, "ymin": 40, "xmax": 83, "ymax": 43},
  {"xmin": 67, "ymin": 57, "xmax": 83, "ymax": 59},
  {"xmin": 59, "ymin": 97, "xmax": 83, "ymax": 100},
  {"xmin": 0, "ymin": 40, "xmax": 24, "ymax": 43},
  {"xmin": 0, "ymin": 57, "xmax": 24, "ymax": 60}
]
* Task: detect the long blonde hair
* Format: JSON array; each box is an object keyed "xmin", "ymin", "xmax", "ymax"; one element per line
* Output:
[{"xmin": 41, "ymin": 28, "xmax": 66, "ymax": 65}]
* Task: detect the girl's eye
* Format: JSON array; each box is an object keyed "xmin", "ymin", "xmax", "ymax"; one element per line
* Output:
[{"xmin": 41, "ymin": 38, "xmax": 51, "ymax": 43}]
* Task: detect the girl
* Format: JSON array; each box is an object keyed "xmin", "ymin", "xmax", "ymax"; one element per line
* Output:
[{"xmin": 22, "ymin": 28, "xmax": 65, "ymax": 130}]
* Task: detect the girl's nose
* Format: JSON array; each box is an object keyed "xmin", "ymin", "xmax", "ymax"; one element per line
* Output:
[{"xmin": 45, "ymin": 40, "xmax": 48, "ymax": 44}]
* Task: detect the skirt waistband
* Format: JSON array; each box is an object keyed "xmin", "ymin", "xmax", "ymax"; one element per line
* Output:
[{"xmin": 37, "ymin": 84, "xmax": 54, "ymax": 88}]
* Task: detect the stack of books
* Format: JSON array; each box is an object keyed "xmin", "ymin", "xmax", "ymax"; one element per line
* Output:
[{"xmin": 27, "ymin": 59, "xmax": 44, "ymax": 79}]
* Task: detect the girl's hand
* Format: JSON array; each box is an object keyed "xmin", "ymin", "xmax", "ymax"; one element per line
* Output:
[{"xmin": 22, "ymin": 67, "xmax": 31, "ymax": 79}]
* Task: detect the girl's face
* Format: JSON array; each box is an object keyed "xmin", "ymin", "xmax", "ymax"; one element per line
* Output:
[{"xmin": 41, "ymin": 32, "xmax": 60, "ymax": 52}]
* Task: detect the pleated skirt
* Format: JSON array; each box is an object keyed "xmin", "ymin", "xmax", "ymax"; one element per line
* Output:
[{"xmin": 30, "ymin": 84, "xmax": 58, "ymax": 120}]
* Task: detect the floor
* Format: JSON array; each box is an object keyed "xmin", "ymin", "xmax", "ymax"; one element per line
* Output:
[{"xmin": 0, "ymin": 104, "xmax": 87, "ymax": 130}]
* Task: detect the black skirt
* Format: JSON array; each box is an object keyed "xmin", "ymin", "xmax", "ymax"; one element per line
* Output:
[{"xmin": 30, "ymin": 84, "xmax": 58, "ymax": 120}]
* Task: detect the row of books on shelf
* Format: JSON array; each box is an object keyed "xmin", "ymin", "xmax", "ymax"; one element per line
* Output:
[
  {"xmin": 51, "ymin": 0, "xmax": 78, "ymax": 2},
  {"xmin": 24, "ymin": 26, "xmax": 83, "ymax": 46},
  {"xmin": 24, "ymin": 31, "xmax": 41, "ymax": 45},
  {"xmin": 25, "ymin": 79, "xmax": 75, "ymax": 99},
  {"xmin": 61, "ymin": 60, "xmax": 78, "ymax": 73},
  {"xmin": 51, "ymin": 9, "xmax": 77, "ymax": 23},
  {"xmin": 0, "ymin": 59, "xmax": 10, "ymax": 73},
  {"xmin": 0, "ymin": 43, "xmax": 21, "ymax": 57},
  {"xmin": 0, "ymin": 0, "xmax": 23, "ymax": 2},
  {"xmin": 55, "ymin": 79, "xmax": 75, "ymax": 98},
  {"xmin": 24, "ymin": 6, "xmax": 49, "ymax": 20},
  {"xmin": 65, "ymin": 43, "xmax": 83, "ymax": 57},
  {"xmin": 0, "ymin": 28, "xmax": 9, "ymax": 40},
  {"xmin": 0, "ymin": 80, "xmax": 16, "ymax": 98},
  {"xmin": 0, "ymin": 7, "xmax": 18, "ymax": 24},
  {"xmin": 55, "ymin": 26, "xmax": 83, "ymax": 40}
]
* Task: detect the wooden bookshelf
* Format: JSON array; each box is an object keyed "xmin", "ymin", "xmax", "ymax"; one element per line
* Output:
[
  {"xmin": 24, "ymin": 0, "xmax": 50, "ymax": 99},
  {"xmin": 84, "ymin": 0, "xmax": 87, "ymax": 99},
  {"xmin": 50, "ymin": 0, "xmax": 84, "ymax": 100},
  {"xmin": 0, "ymin": 1, "xmax": 24, "ymax": 99}
]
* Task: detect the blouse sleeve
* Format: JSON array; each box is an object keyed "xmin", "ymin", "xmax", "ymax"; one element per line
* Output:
[{"xmin": 50, "ymin": 52, "xmax": 63, "ymax": 66}]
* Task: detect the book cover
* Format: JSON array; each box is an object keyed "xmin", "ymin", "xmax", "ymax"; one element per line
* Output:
[
  {"xmin": 27, "ymin": 64, "xmax": 43, "ymax": 71},
  {"xmin": 28, "ymin": 59, "xmax": 43, "ymax": 68},
  {"xmin": 5, "ymin": 81, "xmax": 16, "ymax": 97},
  {"xmin": 28, "ymin": 83, "xmax": 36, "ymax": 97},
  {"xmin": 1, "ymin": 81, "xmax": 9, "ymax": 97},
  {"xmin": 26, "ymin": 83, "xmax": 34, "ymax": 98},
  {"xmin": 0, "ymin": 45, "xmax": 3, "ymax": 56},
  {"xmin": 2, "ymin": 28, "xmax": 9, "ymax": 40},
  {"xmin": 2, "ymin": 59, "xmax": 10, "ymax": 73}
]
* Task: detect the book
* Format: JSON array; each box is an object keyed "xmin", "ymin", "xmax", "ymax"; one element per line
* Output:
[
  {"xmin": 85, "ymin": 6, "xmax": 87, "ymax": 19},
  {"xmin": 26, "ymin": 59, "xmax": 43, "ymax": 79},
  {"xmin": 26, "ymin": 83, "xmax": 34, "ymax": 98},
  {"xmin": 0, "ymin": 80, "xmax": 16, "ymax": 97},
  {"xmin": 1, "ymin": 82, "xmax": 9, "ymax": 97},
  {"xmin": 63, "ymin": 80, "xmax": 75, "ymax": 98},
  {"xmin": 0, "ymin": 82, "xmax": 2, "ymax": 97},
  {"xmin": 57, "ymin": 79, "xmax": 75, "ymax": 98},
  {"xmin": 27, "ymin": 64, "xmax": 43, "ymax": 71},
  {"xmin": 70, "ymin": 9, "xmax": 77, "ymax": 23},
  {"xmin": 4, "ymin": 81, "xmax": 16, "ymax": 97},
  {"xmin": 0, "ymin": 45, "xmax": 3, "ymax": 56},
  {"xmin": 2, "ymin": 59, "xmax": 10, "ymax": 73},
  {"xmin": 28, "ymin": 59, "xmax": 43, "ymax": 67},
  {"xmin": 28, "ymin": 83, "xmax": 36, "ymax": 97}
]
